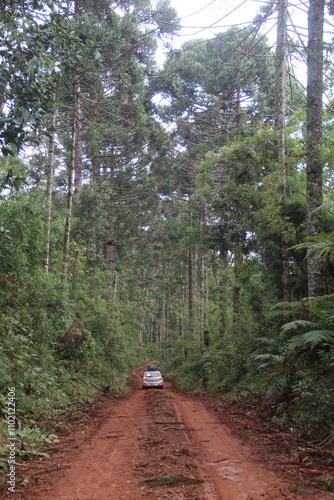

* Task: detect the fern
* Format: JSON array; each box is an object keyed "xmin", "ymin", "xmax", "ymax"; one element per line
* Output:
[
  {"xmin": 288, "ymin": 330, "xmax": 334, "ymax": 349},
  {"xmin": 280, "ymin": 320, "xmax": 317, "ymax": 335},
  {"xmin": 270, "ymin": 300, "xmax": 305, "ymax": 315},
  {"xmin": 254, "ymin": 336, "xmax": 278, "ymax": 346},
  {"xmin": 269, "ymin": 298, "xmax": 318, "ymax": 321},
  {"xmin": 251, "ymin": 353, "xmax": 283, "ymax": 370},
  {"xmin": 312, "ymin": 201, "xmax": 334, "ymax": 214},
  {"xmin": 291, "ymin": 232, "xmax": 334, "ymax": 259},
  {"xmin": 266, "ymin": 374, "xmax": 289, "ymax": 399}
]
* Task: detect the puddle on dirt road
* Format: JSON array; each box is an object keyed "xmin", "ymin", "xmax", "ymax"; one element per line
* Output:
[{"xmin": 207, "ymin": 460, "xmax": 244, "ymax": 481}]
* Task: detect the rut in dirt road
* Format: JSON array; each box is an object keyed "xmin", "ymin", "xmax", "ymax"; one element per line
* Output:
[{"xmin": 10, "ymin": 368, "xmax": 333, "ymax": 500}]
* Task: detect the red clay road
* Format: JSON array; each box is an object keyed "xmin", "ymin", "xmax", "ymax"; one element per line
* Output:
[{"xmin": 10, "ymin": 364, "xmax": 333, "ymax": 500}]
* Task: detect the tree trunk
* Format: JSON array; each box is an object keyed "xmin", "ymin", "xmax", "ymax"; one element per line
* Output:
[
  {"xmin": 43, "ymin": 98, "xmax": 56, "ymax": 273},
  {"xmin": 202, "ymin": 252, "xmax": 209, "ymax": 344},
  {"xmin": 196, "ymin": 250, "xmax": 202, "ymax": 341},
  {"xmin": 235, "ymin": 87, "xmax": 241, "ymax": 126},
  {"xmin": 306, "ymin": 0, "xmax": 325, "ymax": 297},
  {"xmin": 74, "ymin": 83, "xmax": 82, "ymax": 202},
  {"xmin": 159, "ymin": 298, "xmax": 166, "ymax": 358},
  {"xmin": 63, "ymin": 86, "xmax": 78, "ymax": 275},
  {"xmin": 188, "ymin": 250, "xmax": 195, "ymax": 323},
  {"xmin": 89, "ymin": 87, "xmax": 101, "ymax": 192},
  {"xmin": 275, "ymin": 0, "xmax": 288, "ymax": 188},
  {"xmin": 233, "ymin": 244, "xmax": 243, "ymax": 320},
  {"xmin": 219, "ymin": 250, "xmax": 228, "ymax": 337},
  {"xmin": 275, "ymin": 0, "xmax": 291, "ymax": 302}
]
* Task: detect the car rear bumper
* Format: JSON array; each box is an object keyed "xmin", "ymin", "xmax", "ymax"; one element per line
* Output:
[{"xmin": 142, "ymin": 382, "xmax": 163, "ymax": 388}]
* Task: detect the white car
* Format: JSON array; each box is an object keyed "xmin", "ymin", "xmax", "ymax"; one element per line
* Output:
[{"xmin": 142, "ymin": 370, "xmax": 163, "ymax": 389}]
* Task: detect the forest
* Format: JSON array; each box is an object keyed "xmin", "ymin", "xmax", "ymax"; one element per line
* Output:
[{"xmin": 0, "ymin": 0, "xmax": 334, "ymax": 461}]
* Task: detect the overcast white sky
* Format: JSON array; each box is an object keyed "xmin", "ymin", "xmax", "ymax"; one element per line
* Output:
[{"xmin": 168, "ymin": 0, "xmax": 271, "ymax": 47}]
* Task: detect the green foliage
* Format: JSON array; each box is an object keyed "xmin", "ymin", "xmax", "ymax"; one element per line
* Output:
[
  {"xmin": 14, "ymin": 427, "xmax": 59, "ymax": 458},
  {"xmin": 152, "ymin": 0, "xmax": 180, "ymax": 35},
  {"xmin": 164, "ymin": 348, "xmax": 210, "ymax": 392},
  {"xmin": 278, "ymin": 295, "xmax": 334, "ymax": 350},
  {"xmin": 287, "ymin": 329, "xmax": 334, "ymax": 349},
  {"xmin": 290, "ymin": 373, "xmax": 334, "ymax": 437},
  {"xmin": 0, "ymin": 190, "xmax": 46, "ymax": 274},
  {"xmin": 265, "ymin": 373, "xmax": 290, "ymax": 400}
]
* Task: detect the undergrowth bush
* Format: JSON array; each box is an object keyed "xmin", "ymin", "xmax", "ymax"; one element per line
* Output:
[
  {"xmin": 0, "ymin": 260, "xmax": 142, "ymax": 466},
  {"xmin": 290, "ymin": 373, "xmax": 334, "ymax": 438}
]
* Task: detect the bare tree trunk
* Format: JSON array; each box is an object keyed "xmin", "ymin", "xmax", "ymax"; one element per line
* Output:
[
  {"xmin": 275, "ymin": 0, "xmax": 291, "ymax": 302},
  {"xmin": 235, "ymin": 87, "xmax": 241, "ymax": 126},
  {"xmin": 202, "ymin": 251, "xmax": 209, "ymax": 350},
  {"xmin": 188, "ymin": 250, "xmax": 195, "ymax": 323},
  {"xmin": 199, "ymin": 203, "xmax": 209, "ymax": 347},
  {"xmin": 233, "ymin": 245, "xmax": 243, "ymax": 320},
  {"xmin": 63, "ymin": 86, "xmax": 78, "ymax": 275},
  {"xmin": 196, "ymin": 250, "xmax": 202, "ymax": 342},
  {"xmin": 139, "ymin": 300, "xmax": 145, "ymax": 344},
  {"xmin": 217, "ymin": 180, "xmax": 230, "ymax": 337},
  {"xmin": 103, "ymin": 241, "xmax": 115, "ymax": 269},
  {"xmin": 89, "ymin": 87, "xmax": 101, "ymax": 193},
  {"xmin": 219, "ymin": 250, "xmax": 228, "ymax": 337},
  {"xmin": 306, "ymin": 0, "xmax": 325, "ymax": 297},
  {"xmin": 43, "ymin": 98, "xmax": 56, "ymax": 273},
  {"xmin": 160, "ymin": 298, "xmax": 166, "ymax": 358},
  {"xmin": 275, "ymin": 0, "xmax": 288, "ymax": 187},
  {"xmin": 74, "ymin": 83, "xmax": 82, "ymax": 202},
  {"xmin": 178, "ymin": 281, "xmax": 185, "ymax": 337}
]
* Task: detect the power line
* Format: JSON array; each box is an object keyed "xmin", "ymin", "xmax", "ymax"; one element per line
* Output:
[
  {"xmin": 179, "ymin": 0, "xmax": 218, "ymax": 20},
  {"xmin": 175, "ymin": 0, "xmax": 251, "ymax": 37}
]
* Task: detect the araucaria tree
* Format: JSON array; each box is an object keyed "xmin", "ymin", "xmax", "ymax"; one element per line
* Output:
[{"xmin": 305, "ymin": 0, "xmax": 325, "ymax": 296}]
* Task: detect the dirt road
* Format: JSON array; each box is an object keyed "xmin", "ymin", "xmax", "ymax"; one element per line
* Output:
[{"xmin": 10, "ymin": 365, "xmax": 333, "ymax": 499}]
